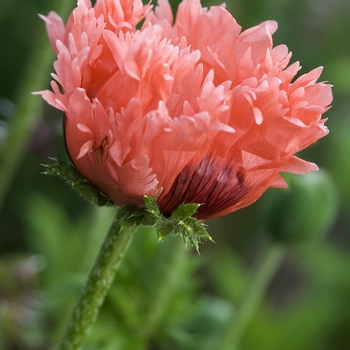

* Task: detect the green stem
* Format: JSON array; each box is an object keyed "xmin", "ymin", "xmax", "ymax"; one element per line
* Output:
[
  {"xmin": 141, "ymin": 235, "xmax": 187, "ymax": 343},
  {"xmin": 57, "ymin": 210, "xmax": 135, "ymax": 350},
  {"xmin": 0, "ymin": 0, "xmax": 74, "ymax": 210},
  {"xmin": 220, "ymin": 244, "xmax": 285, "ymax": 350}
]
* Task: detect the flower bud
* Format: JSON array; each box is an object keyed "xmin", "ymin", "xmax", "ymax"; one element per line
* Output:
[{"xmin": 260, "ymin": 170, "xmax": 338, "ymax": 244}]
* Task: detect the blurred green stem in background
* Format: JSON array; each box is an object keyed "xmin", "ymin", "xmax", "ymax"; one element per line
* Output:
[
  {"xmin": 141, "ymin": 235, "xmax": 188, "ymax": 344},
  {"xmin": 57, "ymin": 210, "xmax": 135, "ymax": 350},
  {"xmin": 0, "ymin": 0, "xmax": 74, "ymax": 211},
  {"xmin": 220, "ymin": 244, "xmax": 285, "ymax": 350}
]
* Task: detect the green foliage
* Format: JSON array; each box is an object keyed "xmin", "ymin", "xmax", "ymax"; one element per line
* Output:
[
  {"xmin": 113, "ymin": 195, "xmax": 212, "ymax": 251},
  {"xmin": 143, "ymin": 196, "xmax": 212, "ymax": 251},
  {"xmin": 42, "ymin": 159, "xmax": 115, "ymax": 207}
]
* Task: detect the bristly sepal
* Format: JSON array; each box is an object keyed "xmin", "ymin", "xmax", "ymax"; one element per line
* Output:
[
  {"xmin": 42, "ymin": 158, "xmax": 115, "ymax": 207},
  {"xmin": 42, "ymin": 159, "xmax": 212, "ymax": 251},
  {"xmin": 143, "ymin": 196, "xmax": 212, "ymax": 252}
]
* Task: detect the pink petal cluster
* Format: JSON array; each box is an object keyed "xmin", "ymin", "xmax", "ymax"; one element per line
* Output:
[{"xmin": 37, "ymin": 0, "xmax": 332, "ymax": 219}]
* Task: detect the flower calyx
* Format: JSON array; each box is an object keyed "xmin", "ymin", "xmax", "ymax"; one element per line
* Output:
[
  {"xmin": 42, "ymin": 158, "xmax": 114, "ymax": 207},
  {"xmin": 43, "ymin": 159, "xmax": 212, "ymax": 251}
]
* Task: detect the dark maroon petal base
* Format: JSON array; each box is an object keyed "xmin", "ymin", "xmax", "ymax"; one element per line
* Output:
[{"xmin": 159, "ymin": 155, "xmax": 248, "ymax": 220}]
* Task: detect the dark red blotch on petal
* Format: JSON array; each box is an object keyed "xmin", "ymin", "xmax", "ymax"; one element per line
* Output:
[{"xmin": 159, "ymin": 155, "xmax": 247, "ymax": 219}]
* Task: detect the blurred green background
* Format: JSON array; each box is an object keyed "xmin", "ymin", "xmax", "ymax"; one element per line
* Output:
[{"xmin": 0, "ymin": 0, "xmax": 350, "ymax": 349}]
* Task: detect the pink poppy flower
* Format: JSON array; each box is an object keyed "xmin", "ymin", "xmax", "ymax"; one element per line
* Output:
[{"xmin": 36, "ymin": 0, "xmax": 332, "ymax": 220}]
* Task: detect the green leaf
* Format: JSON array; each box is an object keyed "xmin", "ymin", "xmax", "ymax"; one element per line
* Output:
[
  {"xmin": 170, "ymin": 203, "xmax": 201, "ymax": 220},
  {"xmin": 42, "ymin": 159, "xmax": 114, "ymax": 207},
  {"xmin": 187, "ymin": 234, "xmax": 199, "ymax": 252},
  {"xmin": 144, "ymin": 195, "xmax": 161, "ymax": 218},
  {"xmin": 157, "ymin": 220, "xmax": 175, "ymax": 240},
  {"xmin": 186, "ymin": 217, "xmax": 212, "ymax": 241}
]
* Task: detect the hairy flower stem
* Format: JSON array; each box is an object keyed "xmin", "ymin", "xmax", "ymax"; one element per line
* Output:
[
  {"xmin": 0, "ymin": 0, "xmax": 74, "ymax": 210},
  {"xmin": 141, "ymin": 235, "xmax": 187, "ymax": 343},
  {"xmin": 57, "ymin": 210, "xmax": 135, "ymax": 350},
  {"xmin": 220, "ymin": 245, "xmax": 285, "ymax": 350}
]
